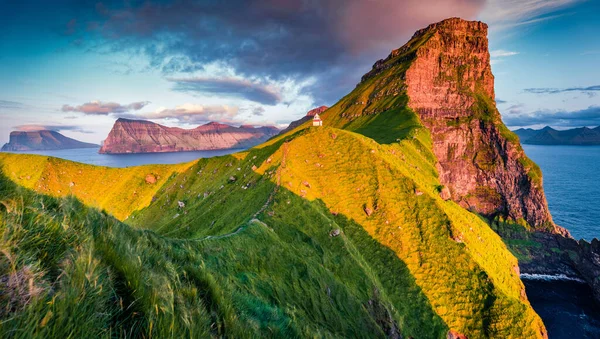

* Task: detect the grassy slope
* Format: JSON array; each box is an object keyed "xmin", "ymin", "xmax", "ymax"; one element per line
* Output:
[
  {"xmin": 0, "ymin": 24, "xmax": 547, "ymax": 338},
  {"xmin": 0, "ymin": 153, "xmax": 192, "ymax": 220},
  {"xmin": 0, "ymin": 164, "xmax": 446, "ymax": 337},
  {"xmin": 0, "ymin": 126, "xmax": 545, "ymax": 337}
]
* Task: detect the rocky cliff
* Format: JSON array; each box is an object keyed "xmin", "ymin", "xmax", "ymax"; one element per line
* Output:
[
  {"xmin": 319, "ymin": 17, "xmax": 600, "ymax": 302},
  {"xmin": 331, "ymin": 18, "xmax": 564, "ymax": 234},
  {"xmin": 1, "ymin": 130, "xmax": 98, "ymax": 151},
  {"xmin": 99, "ymin": 118, "xmax": 279, "ymax": 154}
]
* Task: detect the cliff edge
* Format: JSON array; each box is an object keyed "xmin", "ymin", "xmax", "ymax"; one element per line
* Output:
[{"xmin": 99, "ymin": 118, "xmax": 279, "ymax": 154}]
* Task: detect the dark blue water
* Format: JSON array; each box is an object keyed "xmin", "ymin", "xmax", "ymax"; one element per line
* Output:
[
  {"xmin": 1, "ymin": 147, "xmax": 241, "ymax": 168},
  {"xmin": 521, "ymin": 145, "xmax": 600, "ymax": 338},
  {"xmin": 522, "ymin": 145, "xmax": 600, "ymax": 241},
  {"xmin": 523, "ymin": 277, "xmax": 600, "ymax": 338}
]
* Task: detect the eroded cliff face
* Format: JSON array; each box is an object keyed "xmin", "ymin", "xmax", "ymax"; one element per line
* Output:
[
  {"xmin": 99, "ymin": 119, "xmax": 279, "ymax": 154},
  {"xmin": 394, "ymin": 18, "xmax": 561, "ymax": 233}
]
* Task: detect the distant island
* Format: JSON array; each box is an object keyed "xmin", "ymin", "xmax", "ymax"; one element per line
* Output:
[
  {"xmin": 99, "ymin": 118, "xmax": 279, "ymax": 154},
  {"xmin": 513, "ymin": 126, "xmax": 600, "ymax": 145},
  {"xmin": 1, "ymin": 130, "xmax": 98, "ymax": 151}
]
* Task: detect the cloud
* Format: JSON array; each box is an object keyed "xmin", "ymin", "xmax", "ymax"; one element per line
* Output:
[
  {"xmin": 252, "ymin": 107, "xmax": 265, "ymax": 116},
  {"xmin": 495, "ymin": 99, "xmax": 507, "ymax": 104},
  {"xmin": 79, "ymin": 0, "xmax": 484, "ymax": 104},
  {"xmin": 480, "ymin": 0, "xmax": 581, "ymax": 29},
  {"xmin": 502, "ymin": 105, "xmax": 600, "ymax": 127},
  {"xmin": 506, "ymin": 103, "xmax": 525, "ymax": 114},
  {"xmin": 581, "ymin": 51, "xmax": 600, "ymax": 56},
  {"xmin": 0, "ymin": 100, "xmax": 24, "ymax": 109},
  {"xmin": 14, "ymin": 124, "xmax": 93, "ymax": 134},
  {"xmin": 128, "ymin": 104, "xmax": 240, "ymax": 125},
  {"xmin": 61, "ymin": 100, "xmax": 150, "ymax": 115},
  {"xmin": 490, "ymin": 50, "xmax": 519, "ymax": 65},
  {"xmin": 168, "ymin": 77, "xmax": 282, "ymax": 105},
  {"xmin": 524, "ymin": 85, "xmax": 600, "ymax": 98},
  {"xmin": 490, "ymin": 50, "xmax": 519, "ymax": 57}
]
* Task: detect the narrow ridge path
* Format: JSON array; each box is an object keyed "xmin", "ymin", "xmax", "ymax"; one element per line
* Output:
[{"xmin": 186, "ymin": 142, "xmax": 288, "ymax": 242}]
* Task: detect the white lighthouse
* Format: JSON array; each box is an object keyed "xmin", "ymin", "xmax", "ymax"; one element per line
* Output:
[{"xmin": 312, "ymin": 113, "xmax": 323, "ymax": 127}]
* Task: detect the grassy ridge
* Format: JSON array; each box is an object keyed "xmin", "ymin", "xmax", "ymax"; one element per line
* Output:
[
  {"xmin": 0, "ymin": 168, "xmax": 448, "ymax": 337},
  {"xmin": 0, "ymin": 25, "xmax": 547, "ymax": 336},
  {"xmin": 0, "ymin": 153, "xmax": 192, "ymax": 220},
  {"xmin": 250, "ymin": 127, "xmax": 544, "ymax": 337},
  {"xmin": 0, "ymin": 123, "xmax": 546, "ymax": 337}
]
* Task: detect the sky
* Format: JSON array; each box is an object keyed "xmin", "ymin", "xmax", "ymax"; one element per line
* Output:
[{"xmin": 0, "ymin": 0, "xmax": 599, "ymax": 144}]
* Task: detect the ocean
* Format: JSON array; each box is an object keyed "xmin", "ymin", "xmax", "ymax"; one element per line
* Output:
[
  {"xmin": 0, "ymin": 147, "xmax": 241, "ymax": 168},
  {"xmin": 522, "ymin": 145, "xmax": 600, "ymax": 338},
  {"xmin": 522, "ymin": 145, "xmax": 600, "ymax": 241},
  {"xmin": 523, "ymin": 277, "xmax": 600, "ymax": 338}
]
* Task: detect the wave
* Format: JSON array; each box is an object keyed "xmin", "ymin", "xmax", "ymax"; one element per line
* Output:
[{"xmin": 520, "ymin": 273, "xmax": 586, "ymax": 283}]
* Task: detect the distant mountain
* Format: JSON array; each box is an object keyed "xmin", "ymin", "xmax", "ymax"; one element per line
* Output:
[
  {"xmin": 513, "ymin": 126, "xmax": 600, "ymax": 145},
  {"xmin": 279, "ymin": 106, "xmax": 328, "ymax": 135},
  {"xmin": 1, "ymin": 130, "xmax": 98, "ymax": 151},
  {"xmin": 99, "ymin": 118, "xmax": 279, "ymax": 154}
]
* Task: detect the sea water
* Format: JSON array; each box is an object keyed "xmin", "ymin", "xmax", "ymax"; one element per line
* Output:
[
  {"xmin": 522, "ymin": 145, "xmax": 600, "ymax": 338},
  {"xmin": 522, "ymin": 145, "xmax": 600, "ymax": 241},
  {"xmin": 1, "ymin": 147, "xmax": 241, "ymax": 168}
]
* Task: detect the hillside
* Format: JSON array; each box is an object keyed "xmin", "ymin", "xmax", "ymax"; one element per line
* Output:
[
  {"xmin": 514, "ymin": 126, "xmax": 600, "ymax": 145},
  {"xmin": 1, "ymin": 130, "xmax": 98, "ymax": 151},
  {"xmin": 0, "ymin": 18, "xmax": 558, "ymax": 338},
  {"xmin": 0, "ymin": 128, "xmax": 546, "ymax": 338},
  {"xmin": 99, "ymin": 118, "xmax": 279, "ymax": 154},
  {"xmin": 298, "ymin": 18, "xmax": 562, "ymax": 234}
]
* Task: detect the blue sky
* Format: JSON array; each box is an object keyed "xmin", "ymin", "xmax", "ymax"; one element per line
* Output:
[{"xmin": 0, "ymin": 0, "xmax": 599, "ymax": 144}]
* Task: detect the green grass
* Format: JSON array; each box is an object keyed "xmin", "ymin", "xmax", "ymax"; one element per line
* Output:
[
  {"xmin": 0, "ymin": 126, "xmax": 547, "ymax": 337},
  {"xmin": 126, "ymin": 127, "xmax": 544, "ymax": 337},
  {"xmin": 0, "ymin": 22, "xmax": 551, "ymax": 337},
  {"xmin": 0, "ymin": 153, "xmax": 192, "ymax": 220}
]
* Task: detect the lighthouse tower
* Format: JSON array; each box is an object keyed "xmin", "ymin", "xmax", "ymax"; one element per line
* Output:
[{"xmin": 312, "ymin": 113, "xmax": 323, "ymax": 127}]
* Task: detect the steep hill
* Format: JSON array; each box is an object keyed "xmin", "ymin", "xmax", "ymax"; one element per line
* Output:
[
  {"xmin": 295, "ymin": 18, "xmax": 562, "ymax": 234},
  {"xmin": 99, "ymin": 118, "xmax": 279, "ymax": 154},
  {"xmin": 514, "ymin": 126, "xmax": 600, "ymax": 145},
  {"xmin": 0, "ymin": 127, "xmax": 546, "ymax": 338},
  {"xmin": 1, "ymin": 130, "xmax": 98, "ymax": 151},
  {"xmin": 1, "ymin": 17, "xmax": 593, "ymax": 338}
]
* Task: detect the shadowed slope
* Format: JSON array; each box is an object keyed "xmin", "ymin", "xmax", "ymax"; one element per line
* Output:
[{"xmin": 0, "ymin": 17, "xmax": 555, "ymax": 338}]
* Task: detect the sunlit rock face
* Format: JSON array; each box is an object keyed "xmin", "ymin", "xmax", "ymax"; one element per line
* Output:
[
  {"xmin": 99, "ymin": 118, "xmax": 279, "ymax": 154},
  {"xmin": 369, "ymin": 18, "xmax": 560, "ymax": 232}
]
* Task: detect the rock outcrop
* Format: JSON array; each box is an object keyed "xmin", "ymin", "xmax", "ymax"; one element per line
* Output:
[
  {"xmin": 360, "ymin": 18, "xmax": 563, "ymax": 233},
  {"xmin": 99, "ymin": 118, "xmax": 279, "ymax": 154},
  {"xmin": 1, "ymin": 130, "xmax": 98, "ymax": 151}
]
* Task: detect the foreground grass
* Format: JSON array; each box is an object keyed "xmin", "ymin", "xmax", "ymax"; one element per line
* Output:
[
  {"xmin": 0, "ymin": 124, "xmax": 547, "ymax": 338},
  {"xmin": 0, "ymin": 170, "xmax": 447, "ymax": 337},
  {"xmin": 0, "ymin": 29, "xmax": 548, "ymax": 335}
]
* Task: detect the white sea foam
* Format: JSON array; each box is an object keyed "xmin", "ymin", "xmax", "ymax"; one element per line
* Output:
[{"xmin": 520, "ymin": 273, "xmax": 586, "ymax": 283}]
